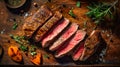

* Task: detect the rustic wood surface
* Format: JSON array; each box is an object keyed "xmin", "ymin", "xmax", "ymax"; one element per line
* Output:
[{"xmin": 0, "ymin": 0, "xmax": 120, "ymax": 65}]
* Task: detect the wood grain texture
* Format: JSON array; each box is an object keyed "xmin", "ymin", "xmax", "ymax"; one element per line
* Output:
[{"xmin": 0, "ymin": 0, "xmax": 120, "ymax": 65}]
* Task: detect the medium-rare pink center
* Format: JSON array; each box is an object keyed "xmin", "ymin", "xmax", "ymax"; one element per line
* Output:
[
  {"xmin": 57, "ymin": 31, "xmax": 85, "ymax": 56},
  {"xmin": 73, "ymin": 43, "xmax": 84, "ymax": 59},
  {"xmin": 42, "ymin": 19, "xmax": 69, "ymax": 45},
  {"xmin": 62, "ymin": 25, "xmax": 76, "ymax": 38}
]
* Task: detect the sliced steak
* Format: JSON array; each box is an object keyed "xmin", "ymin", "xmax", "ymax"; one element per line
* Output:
[
  {"xmin": 49, "ymin": 23, "xmax": 79, "ymax": 51},
  {"xmin": 41, "ymin": 18, "xmax": 70, "ymax": 48},
  {"xmin": 80, "ymin": 30, "xmax": 102, "ymax": 61},
  {"xmin": 33, "ymin": 11, "xmax": 63, "ymax": 42},
  {"xmin": 72, "ymin": 42, "xmax": 84, "ymax": 61},
  {"xmin": 23, "ymin": 5, "xmax": 53, "ymax": 38},
  {"xmin": 55, "ymin": 30, "xmax": 86, "ymax": 58}
]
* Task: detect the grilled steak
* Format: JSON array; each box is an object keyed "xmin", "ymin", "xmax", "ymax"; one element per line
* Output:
[
  {"xmin": 80, "ymin": 30, "xmax": 102, "ymax": 61},
  {"xmin": 33, "ymin": 11, "xmax": 63, "ymax": 42},
  {"xmin": 49, "ymin": 23, "xmax": 79, "ymax": 51},
  {"xmin": 55, "ymin": 30, "xmax": 86, "ymax": 58},
  {"xmin": 23, "ymin": 5, "xmax": 53, "ymax": 38},
  {"xmin": 72, "ymin": 42, "xmax": 84, "ymax": 61},
  {"xmin": 41, "ymin": 18, "xmax": 70, "ymax": 48}
]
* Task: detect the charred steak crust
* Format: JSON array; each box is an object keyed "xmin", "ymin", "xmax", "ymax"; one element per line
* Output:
[
  {"xmin": 34, "ymin": 11, "xmax": 63, "ymax": 42},
  {"xmin": 23, "ymin": 5, "xmax": 53, "ymax": 38},
  {"xmin": 80, "ymin": 30, "xmax": 103, "ymax": 61}
]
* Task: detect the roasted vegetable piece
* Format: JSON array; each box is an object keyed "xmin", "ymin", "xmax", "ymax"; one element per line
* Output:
[
  {"xmin": 30, "ymin": 53, "xmax": 42, "ymax": 65},
  {"xmin": 8, "ymin": 45, "xmax": 22, "ymax": 62}
]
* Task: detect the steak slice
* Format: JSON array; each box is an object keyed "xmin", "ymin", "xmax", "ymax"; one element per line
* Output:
[
  {"xmin": 41, "ymin": 18, "xmax": 70, "ymax": 48},
  {"xmin": 55, "ymin": 30, "xmax": 86, "ymax": 58},
  {"xmin": 33, "ymin": 11, "xmax": 63, "ymax": 42},
  {"xmin": 49, "ymin": 23, "xmax": 79, "ymax": 51},
  {"xmin": 23, "ymin": 5, "xmax": 52, "ymax": 38},
  {"xmin": 80, "ymin": 30, "xmax": 102, "ymax": 61},
  {"xmin": 72, "ymin": 42, "xmax": 84, "ymax": 61}
]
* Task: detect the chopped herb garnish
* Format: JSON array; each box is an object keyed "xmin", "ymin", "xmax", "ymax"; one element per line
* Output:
[
  {"xmin": 9, "ymin": 34, "xmax": 27, "ymax": 45},
  {"xmin": 69, "ymin": 7, "xmax": 76, "ymax": 18},
  {"xmin": 12, "ymin": 23, "xmax": 18, "ymax": 30},
  {"xmin": 86, "ymin": 1, "xmax": 118, "ymax": 24},
  {"xmin": 9, "ymin": 34, "xmax": 23, "ymax": 44},
  {"xmin": 30, "ymin": 51, "xmax": 37, "ymax": 56},
  {"xmin": 20, "ymin": 45, "xmax": 28, "ymax": 52},
  {"xmin": 76, "ymin": 1, "xmax": 81, "ymax": 8},
  {"xmin": 29, "ymin": 45, "xmax": 37, "ymax": 56},
  {"xmin": 30, "ymin": 45, "xmax": 36, "ymax": 52},
  {"xmin": 43, "ymin": 54, "xmax": 49, "ymax": 59}
]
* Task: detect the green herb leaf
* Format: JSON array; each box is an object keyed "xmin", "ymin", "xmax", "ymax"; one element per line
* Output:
[
  {"xmin": 12, "ymin": 23, "xmax": 18, "ymax": 30},
  {"xmin": 30, "ymin": 45, "xmax": 36, "ymax": 52},
  {"xmin": 30, "ymin": 51, "xmax": 37, "ymax": 56},
  {"xmin": 9, "ymin": 34, "xmax": 26, "ymax": 45},
  {"xmin": 69, "ymin": 8, "xmax": 76, "ymax": 18},
  {"xmin": 76, "ymin": 1, "xmax": 81, "ymax": 8},
  {"xmin": 20, "ymin": 45, "xmax": 28, "ymax": 52},
  {"xmin": 86, "ymin": 1, "xmax": 118, "ymax": 24}
]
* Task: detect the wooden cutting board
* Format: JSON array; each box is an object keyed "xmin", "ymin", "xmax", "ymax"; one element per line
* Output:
[{"xmin": 0, "ymin": 0, "xmax": 120, "ymax": 65}]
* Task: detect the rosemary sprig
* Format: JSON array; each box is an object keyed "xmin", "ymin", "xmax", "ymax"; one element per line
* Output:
[{"xmin": 86, "ymin": 0, "xmax": 118, "ymax": 24}]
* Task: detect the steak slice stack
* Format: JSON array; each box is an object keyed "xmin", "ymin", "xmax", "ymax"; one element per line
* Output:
[
  {"xmin": 41, "ymin": 18, "xmax": 70, "ymax": 48},
  {"xmin": 22, "ymin": 5, "xmax": 106, "ymax": 61},
  {"xmin": 80, "ymin": 30, "xmax": 103, "ymax": 61},
  {"xmin": 23, "ymin": 5, "xmax": 53, "ymax": 38},
  {"xmin": 49, "ymin": 23, "xmax": 79, "ymax": 51},
  {"xmin": 55, "ymin": 30, "xmax": 86, "ymax": 58},
  {"xmin": 33, "ymin": 11, "xmax": 63, "ymax": 42}
]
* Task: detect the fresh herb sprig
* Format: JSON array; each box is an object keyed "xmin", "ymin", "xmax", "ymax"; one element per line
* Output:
[
  {"xmin": 29, "ymin": 45, "xmax": 37, "ymax": 56},
  {"xmin": 9, "ymin": 34, "xmax": 25, "ymax": 45},
  {"xmin": 12, "ymin": 22, "xmax": 18, "ymax": 30},
  {"xmin": 86, "ymin": 1, "xmax": 118, "ymax": 24},
  {"xmin": 69, "ymin": 7, "xmax": 76, "ymax": 18},
  {"xmin": 9, "ymin": 34, "xmax": 38, "ymax": 55},
  {"xmin": 20, "ymin": 45, "xmax": 28, "ymax": 52},
  {"xmin": 9, "ymin": 34, "xmax": 29, "ymax": 52},
  {"xmin": 30, "ymin": 51, "xmax": 37, "ymax": 56}
]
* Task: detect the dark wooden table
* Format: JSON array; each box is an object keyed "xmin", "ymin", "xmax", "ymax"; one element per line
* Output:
[{"xmin": 0, "ymin": 0, "xmax": 120, "ymax": 65}]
